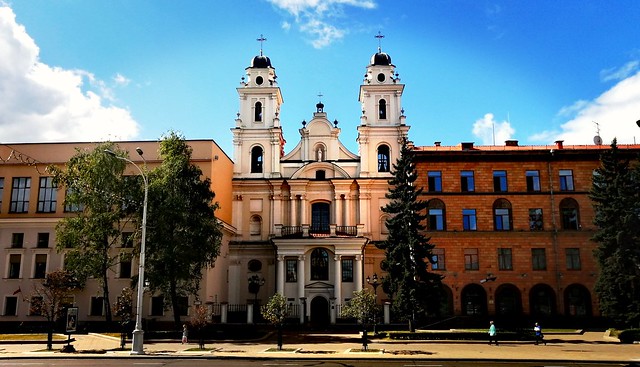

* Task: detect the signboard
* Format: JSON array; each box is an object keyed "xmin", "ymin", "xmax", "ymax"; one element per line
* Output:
[{"xmin": 66, "ymin": 307, "xmax": 78, "ymax": 333}]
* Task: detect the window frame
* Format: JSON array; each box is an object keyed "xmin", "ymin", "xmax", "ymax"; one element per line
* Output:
[
  {"xmin": 10, "ymin": 177, "xmax": 31, "ymax": 213},
  {"xmin": 526, "ymin": 170, "xmax": 541, "ymax": 192},
  {"xmin": 461, "ymin": 171, "xmax": 475, "ymax": 192},
  {"xmin": 37, "ymin": 177, "xmax": 57, "ymax": 213},
  {"xmin": 431, "ymin": 248, "xmax": 446, "ymax": 271},
  {"xmin": 532, "ymin": 248, "xmax": 547, "ymax": 271},
  {"xmin": 565, "ymin": 248, "xmax": 581, "ymax": 270},
  {"xmin": 493, "ymin": 170, "xmax": 508, "ymax": 192},
  {"xmin": 341, "ymin": 258, "xmax": 354, "ymax": 282},
  {"xmin": 464, "ymin": 248, "xmax": 479, "ymax": 270},
  {"xmin": 427, "ymin": 171, "xmax": 442, "ymax": 192},
  {"xmin": 498, "ymin": 248, "xmax": 513, "ymax": 270},
  {"xmin": 462, "ymin": 209, "xmax": 477, "ymax": 231},
  {"xmin": 559, "ymin": 169, "xmax": 575, "ymax": 191}
]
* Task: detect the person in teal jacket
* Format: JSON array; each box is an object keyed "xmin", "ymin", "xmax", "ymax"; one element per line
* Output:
[{"xmin": 488, "ymin": 320, "xmax": 498, "ymax": 345}]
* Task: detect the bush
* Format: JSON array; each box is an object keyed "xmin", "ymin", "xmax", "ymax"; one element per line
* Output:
[{"xmin": 617, "ymin": 329, "xmax": 640, "ymax": 344}]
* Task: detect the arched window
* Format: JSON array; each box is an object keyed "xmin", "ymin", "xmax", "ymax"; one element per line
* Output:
[
  {"xmin": 427, "ymin": 199, "xmax": 446, "ymax": 231},
  {"xmin": 254, "ymin": 101, "xmax": 263, "ymax": 122},
  {"xmin": 250, "ymin": 146, "xmax": 263, "ymax": 173},
  {"xmin": 493, "ymin": 198, "xmax": 512, "ymax": 231},
  {"xmin": 560, "ymin": 198, "xmax": 580, "ymax": 230},
  {"xmin": 310, "ymin": 248, "xmax": 329, "ymax": 281},
  {"xmin": 378, "ymin": 99, "xmax": 387, "ymax": 120},
  {"xmin": 377, "ymin": 145, "xmax": 390, "ymax": 172},
  {"xmin": 249, "ymin": 215, "xmax": 262, "ymax": 235}
]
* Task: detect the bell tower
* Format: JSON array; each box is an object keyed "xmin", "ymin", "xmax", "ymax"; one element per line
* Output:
[
  {"xmin": 357, "ymin": 32, "xmax": 409, "ymax": 177},
  {"xmin": 232, "ymin": 35, "xmax": 285, "ymax": 178}
]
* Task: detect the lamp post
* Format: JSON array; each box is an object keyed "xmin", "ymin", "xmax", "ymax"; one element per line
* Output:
[
  {"xmin": 366, "ymin": 273, "xmax": 383, "ymax": 334},
  {"xmin": 105, "ymin": 148, "xmax": 148, "ymax": 355}
]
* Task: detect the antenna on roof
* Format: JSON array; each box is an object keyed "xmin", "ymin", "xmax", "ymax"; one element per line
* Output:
[{"xmin": 593, "ymin": 121, "xmax": 603, "ymax": 145}]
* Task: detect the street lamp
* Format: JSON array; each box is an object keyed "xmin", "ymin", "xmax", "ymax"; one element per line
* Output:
[
  {"xmin": 105, "ymin": 148, "xmax": 148, "ymax": 355},
  {"xmin": 366, "ymin": 273, "xmax": 383, "ymax": 299},
  {"xmin": 248, "ymin": 274, "xmax": 266, "ymax": 305}
]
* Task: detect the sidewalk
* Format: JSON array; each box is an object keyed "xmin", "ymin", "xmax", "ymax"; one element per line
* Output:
[{"xmin": 0, "ymin": 331, "xmax": 638, "ymax": 363}]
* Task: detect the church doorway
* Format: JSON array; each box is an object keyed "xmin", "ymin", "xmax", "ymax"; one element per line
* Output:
[{"xmin": 310, "ymin": 296, "xmax": 329, "ymax": 327}]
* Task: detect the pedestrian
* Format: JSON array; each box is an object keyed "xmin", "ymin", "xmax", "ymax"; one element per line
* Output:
[
  {"xmin": 182, "ymin": 324, "xmax": 189, "ymax": 344},
  {"xmin": 534, "ymin": 322, "xmax": 546, "ymax": 345},
  {"xmin": 488, "ymin": 320, "xmax": 498, "ymax": 345}
]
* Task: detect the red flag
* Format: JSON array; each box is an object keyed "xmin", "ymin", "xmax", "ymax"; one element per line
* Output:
[{"xmin": 12, "ymin": 287, "xmax": 21, "ymax": 295}]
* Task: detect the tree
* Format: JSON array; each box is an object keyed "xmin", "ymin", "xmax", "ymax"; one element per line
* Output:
[
  {"xmin": 261, "ymin": 293, "xmax": 288, "ymax": 350},
  {"xmin": 144, "ymin": 131, "xmax": 223, "ymax": 327},
  {"xmin": 340, "ymin": 289, "xmax": 378, "ymax": 350},
  {"xmin": 49, "ymin": 143, "xmax": 139, "ymax": 323},
  {"xmin": 28, "ymin": 270, "xmax": 82, "ymax": 350},
  {"xmin": 190, "ymin": 304, "xmax": 209, "ymax": 349},
  {"xmin": 590, "ymin": 139, "xmax": 640, "ymax": 327},
  {"xmin": 113, "ymin": 287, "xmax": 133, "ymax": 349},
  {"xmin": 379, "ymin": 138, "xmax": 443, "ymax": 331}
]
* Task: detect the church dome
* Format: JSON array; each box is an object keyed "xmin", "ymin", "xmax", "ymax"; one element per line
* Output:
[
  {"xmin": 370, "ymin": 51, "xmax": 392, "ymax": 66},
  {"xmin": 251, "ymin": 55, "xmax": 272, "ymax": 68}
]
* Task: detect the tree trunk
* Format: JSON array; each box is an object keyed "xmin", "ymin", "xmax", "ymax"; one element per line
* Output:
[
  {"xmin": 47, "ymin": 320, "xmax": 54, "ymax": 350},
  {"xmin": 101, "ymin": 271, "xmax": 112, "ymax": 323},
  {"xmin": 170, "ymin": 280, "xmax": 181, "ymax": 329}
]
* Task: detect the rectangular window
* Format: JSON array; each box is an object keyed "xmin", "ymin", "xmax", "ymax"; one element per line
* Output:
[
  {"xmin": 464, "ymin": 248, "xmax": 479, "ymax": 270},
  {"xmin": 11, "ymin": 233, "xmax": 24, "ymax": 248},
  {"xmin": 561, "ymin": 207, "xmax": 579, "ymax": 230},
  {"xmin": 460, "ymin": 171, "xmax": 475, "ymax": 192},
  {"xmin": 121, "ymin": 232, "xmax": 134, "ymax": 248},
  {"xmin": 37, "ymin": 177, "xmax": 57, "ymax": 213},
  {"xmin": 30, "ymin": 296, "xmax": 44, "ymax": 316},
  {"xmin": 119, "ymin": 256, "xmax": 132, "ymax": 278},
  {"xmin": 10, "ymin": 177, "xmax": 31, "ymax": 213},
  {"xmin": 176, "ymin": 296, "xmax": 189, "ymax": 316},
  {"xmin": 462, "ymin": 209, "xmax": 477, "ymax": 231},
  {"xmin": 566, "ymin": 248, "xmax": 581, "ymax": 270},
  {"xmin": 8, "ymin": 254, "xmax": 21, "ymax": 279},
  {"xmin": 427, "ymin": 171, "xmax": 442, "ymax": 192},
  {"xmin": 64, "ymin": 188, "xmax": 84, "ymax": 212},
  {"xmin": 37, "ymin": 233, "xmax": 50, "ymax": 248},
  {"xmin": 4, "ymin": 297, "xmax": 18, "ymax": 316},
  {"xmin": 529, "ymin": 209, "xmax": 543, "ymax": 230},
  {"xmin": 431, "ymin": 248, "xmax": 446, "ymax": 271},
  {"xmin": 498, "ymin": 248, "xmax": 513, "ymax": 270},
  {"xmin": 286, "ymin": 259, "xmax": 297, "ymax": 282},
  {"xmin": 494, "ymin": 208, "xmax": 511, "ymax": 231},
  {"xmin": 34, "ymin": 254, "xmax": 47, "ymax": 279},
  {"xmin": 526, "ymin": 170, "xmax": 541, "ymax": 192},
  {"xmin": 341, "ymin": 258, "xmax": 353, "ymax": 282},
  {"xmin": 559, "ymin": 170, "xmax": 574, "ymax": 191},
  {"xmin": 532, "ymin": 248, "xmax": 547, "ymax": 270},
  {"xmin": 90, "ymin": 297, "xmax": 104, "ymax": 316},
  {"xmin": 428, "ymin": 208, "xmax": 444, "ymax": 231},
  {"xmin": 493, "ymin": 170, "xmax": 507, "ymax": 192},
  {"xmin": 151, "ymin": 296, "xmax": 164, "ymax": 316}
]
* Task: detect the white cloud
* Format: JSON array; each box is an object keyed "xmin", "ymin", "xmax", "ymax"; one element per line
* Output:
[
  {"xmin": 537, "ymin": 70, "xmax": 640, "ymax": 146},
  {"xmin": 267, "ymin": 0, "xmax": 376, "ymax": 48},
  {"xmin": 0, "ymin": 5, "xmax": 139, "ymax": 143},
  {"xmin": 600, "ymin": 61, "xmax": 640, "ymax": 82},
  {"xmin": 472, "ymin": 113, "xmax": 515, "ymax": 145}
]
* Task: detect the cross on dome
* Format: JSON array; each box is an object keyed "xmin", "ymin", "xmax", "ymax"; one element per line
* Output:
[
  {"xmin": 257, "ymin": 34, "xmax": 267, "ymax": 56},
  {"xmin": 375, "ymin": 31, "xmax": 385, "ymax": 52}
]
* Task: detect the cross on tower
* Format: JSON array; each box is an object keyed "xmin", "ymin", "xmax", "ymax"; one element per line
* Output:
[
  {"xmin": 317, "ymin": 92, "xmax": 323, "ymax": 102},
  {"xmin": 375, "ymin": 31, "xmax": 385, "ymax": 52},
  {"xmin": 257, "ymin": 34, "xmax": 267, "ymax": 56}
]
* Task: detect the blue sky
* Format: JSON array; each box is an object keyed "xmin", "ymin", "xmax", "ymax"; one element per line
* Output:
[{"xmin": 2, "ymin": 1, "xmax": 640, "ymax": 156}]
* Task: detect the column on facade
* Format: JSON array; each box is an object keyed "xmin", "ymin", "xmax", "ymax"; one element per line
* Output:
[
  {"xmin": 300, "ymin": 194, "xmax": 308, "ymax": 226},
  {"xmin": 333, "ymin": 254, "xmax": 342, "ymax": 303},
  {"xmin": 290, "ymin": 195, "xmax": 298, "ymax": 227},
  {"xmin": 358, "ymin": 192, "xmax": 370, "ymax": 234},
  {"xmin": 276, "ymin": 255, "xmax": 285, "ymax": 294},
  {"xmin": 355, "ymin": 254, "xmax": 363, "ymax": 291},
  {"xmin": 334, "ymin": 194, "xmax": 343, "ymax": 226},
  {"xmin": 297, "ymin": 255, "xmax": 306, "ymax": 324},
  {"xmin": 345, "ymin": 194, "xmax": 354, "ymax": 226},
  {"xmin": 272, "ymin": 189, "xmax": 282, "ymax": 234}
]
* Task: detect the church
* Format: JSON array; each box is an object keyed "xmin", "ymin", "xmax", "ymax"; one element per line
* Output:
[{"xmin": 1, "ymin": 37, "xmax": 638, "ymax": 327}]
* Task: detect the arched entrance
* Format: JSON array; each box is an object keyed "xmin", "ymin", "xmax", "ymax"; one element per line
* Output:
[
  {"xmin": 495, "ymin": 284, "xmax": 522, "ymax": 316},
  {"xmin": 310, "ymin": 296, "xmax": 330, "ymax": 327},
  {"xmin": 564, "ymin": 284, "xmax": 592, "ymax": 317},
  {"xmin": 529, "ymin": 284, "xmax": 557, "ymax": 316},
  {"xmin": 461, "ymin": 284, "xmax": 487, "ymax": 316}
]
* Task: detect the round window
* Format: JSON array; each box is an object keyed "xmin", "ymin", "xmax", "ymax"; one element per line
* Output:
[
  {"xmin": 248, "ymin": 259, "xmax": 262, "ymax": 272},
  {"xmin": 377, "ymin": 73, "xmax": 385, "ymax": 82},
  {"xmin": 256, "ymin": 76, "xmax": 264, "ymax": 85}
]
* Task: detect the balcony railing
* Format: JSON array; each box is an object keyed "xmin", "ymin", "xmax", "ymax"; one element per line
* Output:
[{"xmin": 275, "ymin": 224, "xmax": 362, "ymax": 238}]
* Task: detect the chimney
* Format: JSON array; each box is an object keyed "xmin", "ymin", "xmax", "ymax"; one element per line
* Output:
[
  {"xmin": 505, "ymin": 140, "xmax": 518, "ymax": 147},
  {"xmin": 461, "ymin": 142, "xmax": 474, "ymax": 150},
  {"xmin": 554, "ymin": 140, "xmax": 564, "ymax": 150},
  {"xmin": 434, "ymin": 141, "xmax": 441, "ymax": 147}
]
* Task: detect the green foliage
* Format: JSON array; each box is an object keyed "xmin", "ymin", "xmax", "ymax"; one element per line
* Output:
[
  {"xmin": 49, "ymin": 142, "xmax": 138, "ymax": 323},
  {"xmin": 113, "ymin": 287, "xmax": 133, "ymax": 326},
  {"xmin": 29, "ymin": 270, "xmax": 82, "ymax": 322},
  {"xmin": 340, "ymin": 289, "xmax": 378, "ymax": 326},
  {"xmin": 380, "ymin": 139, "xmax": 443, "ymax": 327},
  {"xmin": 261, "ymin": 293, "xmax": 288, "ymax": 326},
  {"xmin": 590, "ymin": 139, "xmax": 640, "ymax": 327},
  {"xmin": 144, "ymin": 131, "xmax": 223, "ymax": 327}
]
